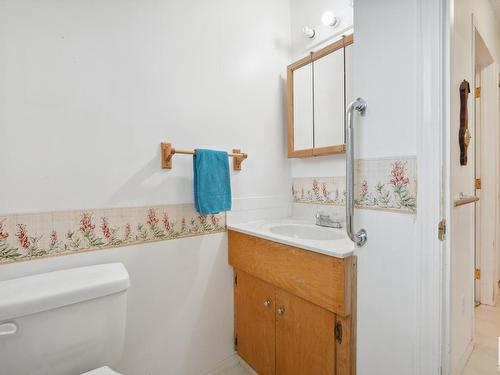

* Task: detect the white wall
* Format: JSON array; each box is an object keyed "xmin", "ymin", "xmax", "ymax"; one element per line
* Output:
[
  {"xmin": 449, "ymin": 1, "xmax": 500, "ymax": 373},
  {"xmin": 0, "ymin": 235, "xmax": 233, "ymax": 375},
  {"xmin": 289, "ymin": 0, "xmax": 353, "ymax": 178},
  {"xmin": 290, "ymin": 0, "xmax": 420, "ymax": 373},
  {"xmin": 0, "ymin": 0, "xmax": 292, "ymax": 214},
  {"xmin": 0, "ymin": 0, "xmax": 291, "ymax": 373},
  {"xmin": 0, "ymin": 1, "xmax": 453, "ymax": 374},
  {"xmin": 353, "ymin": 0, "xmax": 418, "ymax": 373},
  {"xmin": 289, "ymin": 2, "xmax": 420, "ymax": 373},
  {"xmin": 290, "ymin": 0, "xmax": 353, "ymax": 60}
]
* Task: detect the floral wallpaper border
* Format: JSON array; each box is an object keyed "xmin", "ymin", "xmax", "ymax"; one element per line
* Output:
[
  {"xmin": 292, "ymin": 156, "xmax": 417, "ymax": 213},
  {"xmin": 0, "ymin": 204, "xmax": 225, "ymax": 265}
]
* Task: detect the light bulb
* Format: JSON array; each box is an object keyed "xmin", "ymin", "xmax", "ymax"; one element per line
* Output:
[
  {"xmin": 321, "ymin": 11, "xmax": 339, "ymax": 27},
  {"xmin": 302, "ymin": 26, "xmax": 316, "ymax": 39}
]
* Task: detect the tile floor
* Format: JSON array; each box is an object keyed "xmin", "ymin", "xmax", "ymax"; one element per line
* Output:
[
  {"xmin": 217, "ymin": 363, "xmax": 252, "ymax": 375},
  {"xmin": 462, "ymin": 303, "xmax": 500, "ymax": 374},
  {"xmin": 213, "ymin": 357, "xmax": 256, "ymax": 375}
]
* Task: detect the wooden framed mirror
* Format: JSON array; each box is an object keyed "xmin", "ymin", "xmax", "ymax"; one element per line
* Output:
[{"xmin": 287, "ymin": 34, "xmax": 353, "ymax": 158}]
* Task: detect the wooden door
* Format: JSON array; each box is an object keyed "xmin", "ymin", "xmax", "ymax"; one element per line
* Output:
[
  {"xmin": 276, "ymin": 288, "xmax": 336, "ymax": 375},
  {"xmin": 235, "ymin": 270, "xmax": 276, "ymax": 375}
]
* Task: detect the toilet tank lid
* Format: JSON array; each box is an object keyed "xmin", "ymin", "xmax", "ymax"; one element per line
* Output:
[{"xmin": 0, "ymin": 263, "xmax": 130, "ymax": 321}]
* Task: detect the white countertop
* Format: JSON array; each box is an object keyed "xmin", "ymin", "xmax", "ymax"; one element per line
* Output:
[{"xmin": 227, "ymin": 218, "xmax": 355, "ymax": 259}]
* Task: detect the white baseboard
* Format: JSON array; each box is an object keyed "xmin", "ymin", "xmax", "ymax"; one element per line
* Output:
[
  {"xmin": 237, "ymin": 358, "xmax": 258, "ymax": 375},
  {"xmin": 201, "ymin": 354, "xmax": 240, "ymax": 375},
  {"xmin": 201, "ymin": 354, "xmax": 258, "ymax": 375}
]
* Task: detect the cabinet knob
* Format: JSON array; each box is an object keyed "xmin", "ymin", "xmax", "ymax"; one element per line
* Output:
[
  {"xmin": 277, "ymin": 307, "xmax": 285, "ymax": 316},
  {"xmin": 264, "ymin": 299, "xmax": 272, "ymax": 308}
]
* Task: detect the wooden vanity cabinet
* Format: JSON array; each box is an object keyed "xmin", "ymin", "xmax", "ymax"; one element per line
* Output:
[
  {"xmin": 235, "ymin": 271, "xmax": 276, "ymax": 375},
  {"xmin": 275, "ymin": 288, "xmax": 336, "ymax": 375},
  {"xmin": 229, "ymin": 230, "xmax": 357, "ymax": 375}
]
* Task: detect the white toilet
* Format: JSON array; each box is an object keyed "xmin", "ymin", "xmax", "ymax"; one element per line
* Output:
[{"xmin": 0, "ymin": 263, "xmax": 130, "ymax": 375}]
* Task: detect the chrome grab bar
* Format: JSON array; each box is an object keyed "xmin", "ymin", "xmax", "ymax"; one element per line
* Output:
[
  {"xmin": 346, "ymin": 98, "xmax": 368, "ymax": 247},
  {"xmin": 453, "ymin": 193, "xmax": 479, "ymax": 207}
]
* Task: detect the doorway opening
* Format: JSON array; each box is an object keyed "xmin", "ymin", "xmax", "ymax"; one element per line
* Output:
[
  {"xmin": 473, "ymin": 30, "xmax": 498, "ymax": 308},
  {"xmin": 461, "ymin": 28, "xmax": 499, "ymax": 374}
]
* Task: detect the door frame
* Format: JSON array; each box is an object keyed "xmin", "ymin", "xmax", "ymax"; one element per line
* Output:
[
  {"xmin": 474, "ymin": 64, "xmax": 481, "ymax": 305},
  {"xmin": 434, "ymin": 6, "xmax": 500, "ymax": 375},
  {"xmin": 389, "ymin": 1, "xmax": 498, "ymax": 374},
  {"xmin": 415, "ymin": 0, "xmax": 450, "ymax": 374},
  {"xmin": 475, "ymin": 53, "xmax": 499, "ymax": 306}
]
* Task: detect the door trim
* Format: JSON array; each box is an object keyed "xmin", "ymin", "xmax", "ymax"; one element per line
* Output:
[{"xmin": 477, "ymin": 60, "xmax": 499, "ymax": 306}]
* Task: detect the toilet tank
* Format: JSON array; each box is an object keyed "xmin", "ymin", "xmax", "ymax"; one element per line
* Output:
[{"xmin": 0, "ymin": 263, "xmax": 130, "ymax": 375}]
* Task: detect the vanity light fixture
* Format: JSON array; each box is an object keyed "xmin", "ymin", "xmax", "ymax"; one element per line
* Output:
[
  {"xmin": 302, "ymin": 26, "xmax": 316, "ymax": 39},
  {"xmin": 321, "ymin": 11, "xmax": 339, "ymax": 27}
]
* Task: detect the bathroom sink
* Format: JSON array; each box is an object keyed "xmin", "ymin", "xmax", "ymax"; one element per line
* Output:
[{"xmin": 269, "ymin": 224, "xmax": 344, "ymax": 241}]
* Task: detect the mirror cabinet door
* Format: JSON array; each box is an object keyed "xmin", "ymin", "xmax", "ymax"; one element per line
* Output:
[
  {"xmin": 287, "ymin": 35, "xmax": 353, "ymax": 158},
  {"xmin": 292, "ymin": 63, "xmax": 313, "ymax": 151},
  {"xmin": 313, "ymin": 47, "xmax": 345, "ymax": 148}
]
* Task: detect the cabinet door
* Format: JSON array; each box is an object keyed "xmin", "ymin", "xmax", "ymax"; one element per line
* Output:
[
  {"xmin": 292, "ymin": 63, "xmax": 314, "ymax": 151},
  {"xmin": 313, "ymin": 46, "xmax": 345, "ymax": 148},
  {"xmin": 235, "ymin": 270, "xmax": 276, "ymax": 375},
  {"xmin": 276, "ymin": 289, "xmax": 335, "ymax": 375}
]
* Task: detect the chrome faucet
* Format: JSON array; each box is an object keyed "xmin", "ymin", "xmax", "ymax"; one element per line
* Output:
[{"xmin": 315, "ymin": 213, "xmax": 342, "ymax": 229}]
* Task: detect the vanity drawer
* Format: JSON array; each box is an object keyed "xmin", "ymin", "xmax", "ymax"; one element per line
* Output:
[{"xmin": 228, "ymin": 230, "xmax": 356, "ymax": 317}]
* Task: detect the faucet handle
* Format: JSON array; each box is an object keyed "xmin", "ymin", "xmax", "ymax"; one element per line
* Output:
[
  {"xmin": 318, "ymin": 212, "xmax": 332, "ymax": 221},
  {"xmin": 315, "ymin": 210, "xmax": 343, "ymax": 229}
]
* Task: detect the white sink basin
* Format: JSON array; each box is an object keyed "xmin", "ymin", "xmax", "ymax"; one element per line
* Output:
[
  {"xmin": 228, "ymin": 219, "xmax": 355, "ymax": 258},
  {"xmin": 269, "ymin": 224, "xmax": 344, "ymax": 241}
]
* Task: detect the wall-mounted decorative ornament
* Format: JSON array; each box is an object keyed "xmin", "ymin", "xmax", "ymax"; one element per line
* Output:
[{"xmin": 459, "ymin": 80, "xmax": 471, "ymax": 166}]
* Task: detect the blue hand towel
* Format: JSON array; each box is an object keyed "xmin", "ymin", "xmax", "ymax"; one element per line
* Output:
[{"xmin": 193, "ymin": 149, "xmax": 232, "ymax": 215}]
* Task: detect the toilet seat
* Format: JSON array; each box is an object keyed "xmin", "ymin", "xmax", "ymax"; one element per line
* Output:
[{"xmin": 81, "ymin": 366, "xmax": 122, "ymax": 375}]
